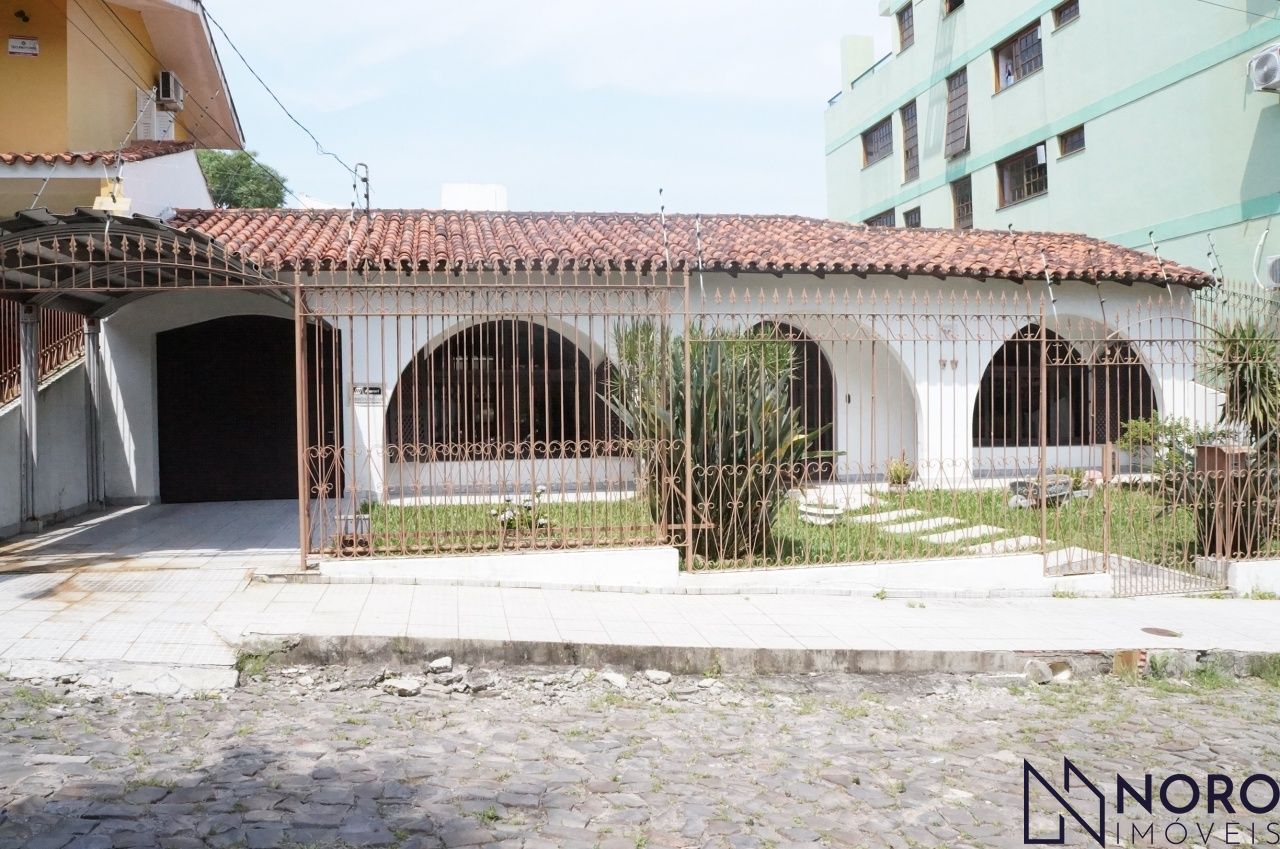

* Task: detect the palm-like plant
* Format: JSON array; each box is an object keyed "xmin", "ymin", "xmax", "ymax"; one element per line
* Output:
[
  {"xmin": 606, "ymin": 321, "xmax": 832, "ymax": 563},
  {"xmin": 1199, "ymin": 318, "xmax": 1280, "ymax": 557},
  {"xmin": 1205, "ymin": 318, "xmax": 1280, "ymax": 456}
]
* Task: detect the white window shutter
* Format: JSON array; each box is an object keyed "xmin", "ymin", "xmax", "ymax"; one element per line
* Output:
[
  {"xmin": 156, "ymin": 110, "xmax": 175, "ymax": 141},
  {"xmin": 134, "ymin": 88, "xmax": 156, "ymax": 142}
]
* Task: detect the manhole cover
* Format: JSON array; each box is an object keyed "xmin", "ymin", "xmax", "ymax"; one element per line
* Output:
[{"xmin": 1141, "ymin": 627, "xmax": 1182, "ymax": 638}]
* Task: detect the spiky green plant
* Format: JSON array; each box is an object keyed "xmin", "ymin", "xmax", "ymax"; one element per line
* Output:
[
  {"xmin": 1205, "ymin": 318, "xmax": 1280, "ymax": 455},
  {"xmin": 606, "ymin": 321, "xmax": 833, "ymax": 563}
]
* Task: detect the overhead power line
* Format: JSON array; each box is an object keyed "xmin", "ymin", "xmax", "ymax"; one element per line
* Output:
[
  {"xmin": 1183, "ymin": 0, "xmax": 1280, "ymax": 21},
  {"xmin": 203, "ymin": 8, "xmax": 359, "ymax": 178}
]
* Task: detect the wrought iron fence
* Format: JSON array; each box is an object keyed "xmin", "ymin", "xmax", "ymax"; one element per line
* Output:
[
  {"xmin": 0, "ymin": 301, "xmax": 85, "ymax": 405},
  {"xmin": 297, "ymin": 273, "xmax": 1280, "ymax": 595}
]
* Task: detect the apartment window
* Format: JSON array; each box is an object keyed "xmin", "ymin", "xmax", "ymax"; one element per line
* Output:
[
  {"xmin": 865, "ymin": 209, "xmax": 897, "ymax": 227},
  {"xmin": 952, "ymin": 176, "xmax": 973, "ymax": 229},
  {"xmin": 1054, "ymin": 0, "xmax": 1080, "ymax": 27},
  {"xmin": 901, "ymin": 100, "xmax": 919, "ymax": 182},
  {"xmin": 994, "ymin": 22, "xmax": 1043, "ymax": 91},
  {"xmin": 862, "ymin": 116, "xmax": 893, "ymax": 167},
  {"xmin": 945, "ymin": 0, "xmax": 965, "ymax": 13},
  {"xmin": 897, "ymin": 3, "xmax": 915, "ymax": 50},
  {"xmin": 944, "ymin": 69, "xmax": 970, "ymax": 158},
  {"xmin": 904, "ymin": 207, "xmax": 922, "ymax": 228},
  {"xmin": 1058, "ymin": 125, "xmax": 1085, "ymax": 156},
  {"xmin": 997, "ymin": 143, "xmax": 1049, "ymax": 207}
]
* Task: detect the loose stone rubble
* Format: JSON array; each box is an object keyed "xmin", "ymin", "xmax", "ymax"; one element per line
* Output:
[{"xmin": 0, "ymin": 661, "xmax": 1277, "ymax": 848}]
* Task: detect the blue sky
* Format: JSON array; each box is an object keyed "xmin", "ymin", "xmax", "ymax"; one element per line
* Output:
[{"xmin": 205, "ymin": 1, "xmax": 890, "ymax": 216}]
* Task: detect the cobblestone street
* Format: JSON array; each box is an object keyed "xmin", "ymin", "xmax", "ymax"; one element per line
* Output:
[{"xmin": 1, "ymin": 664, "xmax": 1278, "ymax": 849}]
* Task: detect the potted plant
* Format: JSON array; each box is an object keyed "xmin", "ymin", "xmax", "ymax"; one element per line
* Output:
[{"xmin": 886, "ymin": 456, "xmax": 915, "ymax": 494}]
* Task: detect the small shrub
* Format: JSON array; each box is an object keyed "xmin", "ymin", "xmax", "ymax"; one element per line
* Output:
[{"xmin": 490, "ymin": 486, "xmax": 551, "ymax": 533}]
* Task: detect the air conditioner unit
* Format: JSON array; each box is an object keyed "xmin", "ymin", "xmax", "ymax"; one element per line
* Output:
[
  {"xmin": 1249, "ymin": 44, "xmax": 1280, "ymax": 92},
  {"xmin": 1265, "ymin": 255, "xmax": 1280, "ymax": 289},
  {"xmin": 157, "ymin": 70, "xmax": 185, "ymax": 111}
]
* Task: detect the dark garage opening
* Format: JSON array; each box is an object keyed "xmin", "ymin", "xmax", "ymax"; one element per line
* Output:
[{"xmin": 156, "ymin": 315, "xmax": 340, "ymax": 503}]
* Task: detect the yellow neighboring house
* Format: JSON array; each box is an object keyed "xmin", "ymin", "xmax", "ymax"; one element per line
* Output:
[{"xmin": 0, "ymin": 0, "xmax": 243, "ymax": 216}]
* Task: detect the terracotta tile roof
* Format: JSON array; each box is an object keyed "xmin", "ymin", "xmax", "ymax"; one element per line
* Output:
[
  {"xmin": 167, "ymin": 208, "xmax": 1213, "ymax": 287},
  {"xmin": 0, "ymin": 141, "xmax": 196, "ymax": 167}
]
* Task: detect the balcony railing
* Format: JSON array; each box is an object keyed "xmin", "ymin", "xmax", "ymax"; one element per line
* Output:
[{"xmin": 0, "ymin": 302, "xmax": 86, "ymax": 406}]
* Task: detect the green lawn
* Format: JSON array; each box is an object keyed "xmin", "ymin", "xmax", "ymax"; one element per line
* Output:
[
  {"xmin": 362, "ymin": 498, "xmax": 661, "ymax": 555},
  {"xmin": 352, "ymin": 485, "xmax": 1207, "ymax": 569}
]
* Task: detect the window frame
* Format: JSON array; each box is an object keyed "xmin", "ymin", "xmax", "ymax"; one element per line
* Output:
[
  {"xmin": 997, "ymin": 143, "xmax": 1049, "ymax": 208},
  {"xmin": 897, "ymin": 2, "xmax": 915, "ymax": 51},
  {"xmin": 1053, "ymin": 0, "xmax": 1080, "ymax": 28},
  {"xmin": 1058, "ymin": 125, "xmax": 1085, "ymax": 158},
  {"xmin": 993, "ymin": 21, "xmax": 1044, "ymax": 92},
  {"xmin": 861, "ymin": 116, "xmax": 894, "ymax": 168},
  {"xmin": 865, "ymin": 209, "xmax": 897, "ymax": 227},
  {"xmin": 903, "ymin": 207, "xmax": 922, "ymax": 228},
  {"xmin": 900, "ymin": 100, "xmax": 919, "ymax": 183},
  {"xmin": 944, "ymin": 69, "xmax": 970, "ymax": 159},
  {"xmin": 944, "ymin": 0, "xmax": 965, "ymax": 15},
  {"xmin": 951, "ymin": 176, "xmax": 973, "ymax": 230}
]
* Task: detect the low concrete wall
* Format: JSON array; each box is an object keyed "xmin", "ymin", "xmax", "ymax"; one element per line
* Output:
[
  {"xmin": 0, "ymin": 364, "xmax": 90, "ymax": 538},
  {"xmin": 320, "ymin": 546, "xmax": 682, "ymax": 588},
  {"xmin": 0, "ymin": 401, "xmax": 20, "ymax": 537},
  {"xmin": 683, "ymin": 552, "xmax": 1114, "ymax": 597},
  {"xmin": 1228, "ymin": 559, "xmax": 1280, "ymax": 595}
]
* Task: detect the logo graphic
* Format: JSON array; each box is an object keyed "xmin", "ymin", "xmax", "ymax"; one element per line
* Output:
[{"xmin": 1023, "ymin": 758, "xmax": 1107, "ymax": 846}]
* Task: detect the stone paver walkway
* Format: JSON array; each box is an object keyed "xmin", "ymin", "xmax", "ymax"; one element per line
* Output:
[
  {"xmin": 0, "ymin": 667, "xmax": 1277, "ymax": 848},
  {"xmin": 797, "ymin": 492, "xmax": 1045, "ymax": 554}
]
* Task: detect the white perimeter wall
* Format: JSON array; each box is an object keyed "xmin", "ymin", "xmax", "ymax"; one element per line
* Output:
[{"xmin": 0, "ymin": 364, "xmax": 90, "ymax": 537}]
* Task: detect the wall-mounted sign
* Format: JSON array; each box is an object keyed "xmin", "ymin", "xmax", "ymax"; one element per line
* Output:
[
  {"xmin": 8, "ymin": 36, "xmax": 39, "ymax": 57},
  {"xmin": 352, "ymin": 384, "xmax": 384, "ymax": 406}
]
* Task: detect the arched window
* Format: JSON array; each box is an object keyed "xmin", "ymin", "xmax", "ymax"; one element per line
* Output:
[
  {"xmin": 1091, "ymin": 341, "xmax": 1157, "ymax": 442},
  {"xmin": 974, "ymin": 327, "xmax": 1157, "ymax": 448},
  {"xmin": 750, "ymin": 322, "xmax": 837, "ymax": 480},
  {"xmin": 973, "ymin": 324, "xmax": 1088, "ymax": 447},
  {"xmin": 386, "ymin": 320, "xmax": 606, "ymax": 461}
]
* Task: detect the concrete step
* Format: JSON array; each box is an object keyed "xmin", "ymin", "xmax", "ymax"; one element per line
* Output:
[
  {"xmin": 879, "ymin": 517, "xmax": 964, "ymax": 535},
  {"xmin": 964, "ymin": 535, "xmax": 1047, "ymax": 555},
  {"xmin": 847, "ymin": 509, "xmax": 922, "ymax": 525},
  {"xmin": 920, "ymin": 525, "xmax": 1007, "ymax": 545}
]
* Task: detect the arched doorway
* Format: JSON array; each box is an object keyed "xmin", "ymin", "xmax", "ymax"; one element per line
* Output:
[
  {"xmin": 156, "ymin": 315, "xmax": 340, "ymax": 502},
  {"xmin": 749, "ymin": 322, "xmax": 837, "ymax": 480},
  {"xmin": 386, "ymin": 320, "xmax": 605, "ymax": 460}
]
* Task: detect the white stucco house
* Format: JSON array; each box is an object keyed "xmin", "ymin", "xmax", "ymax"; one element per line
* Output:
[{"xmin": 0, "ymin": 207, "xmax": 1217, "ymax": 548}]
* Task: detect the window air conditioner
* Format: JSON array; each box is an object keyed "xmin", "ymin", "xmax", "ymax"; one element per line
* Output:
[
  {"xmin": 1265, "ymin": 256, "xmax": 1280, "ymax": 289},
  {"xmin": 1248, "ymin": 45, "xmax": 1280, "ymax": 93},
  {"xmin": 157, "ymin": 70, "xmax": 185, "ymax": 111}
]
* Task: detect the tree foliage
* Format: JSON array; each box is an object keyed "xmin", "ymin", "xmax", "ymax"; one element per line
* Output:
[{"xmin": 196, "ymin": 150, "xmax": 287, "ymax": 208}]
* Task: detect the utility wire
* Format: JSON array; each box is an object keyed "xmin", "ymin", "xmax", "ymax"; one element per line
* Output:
[
  {"xmin": 93, "ymin": 0, "xmax": 231, "ymax": 145},
  {"xmin": 1183, "ymin": 0, "xmax": 1280, "ymax": 21},
  {"xmin": 60, "ymin": 0, "xmax": 302, "ymax": 206},
  {"xmin": 203, "ymin": 7, "xmax": 359, "ymax": 178}
]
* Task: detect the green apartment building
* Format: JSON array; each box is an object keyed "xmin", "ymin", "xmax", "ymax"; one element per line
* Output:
[{"xmin": 824, "ymin": 0, "xmax": 1280, "ymax": 283}]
